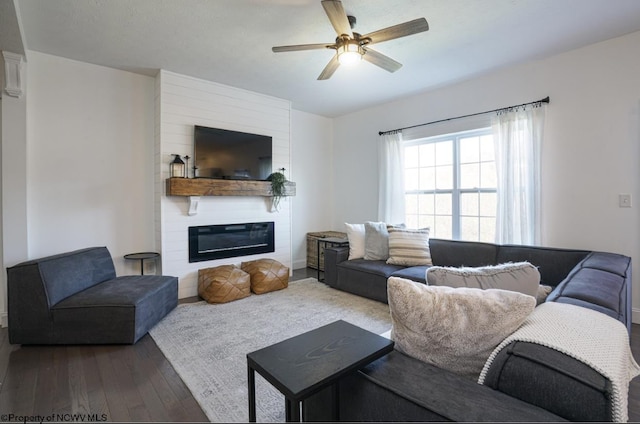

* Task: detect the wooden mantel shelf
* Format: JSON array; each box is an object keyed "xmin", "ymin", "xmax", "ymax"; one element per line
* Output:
[{"xmin": 166, "ymin": 177, "xmax": 296, "ymax": 197}]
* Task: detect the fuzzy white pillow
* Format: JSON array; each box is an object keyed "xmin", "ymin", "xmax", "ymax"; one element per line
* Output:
[
  {"xmin": 388, "ymin": 277, "xmax": 536, "ymax": 380},
  {"xmin": 344, "ymin": 223, "xmax": 365, "ymax": 260},
  {"xmin": 426, "ymin": 262, "xmax": 540, "ymax": 298}
]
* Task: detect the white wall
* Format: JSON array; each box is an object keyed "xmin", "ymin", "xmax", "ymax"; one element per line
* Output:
[
  {"xmin": 26, "ymin": 51, "xmax": 156, "ymax": 275},
  {"xmin": 14, "ymin": 50, "xmax": 334, "ymax": 305},
  {"xmin": 332, "ymin": 31, "xmax": 640, "ymax": 319},
  {"xmin": 156, "ymin": 71, "xmax": 294, "ymax": 298},
  {"xmin": 291, "ymin": 109, "xmax": 334, "ymax": 269},
  {"xmin": 1, "ymin": 51, "xmax": 28, "ymax": 328},
  {"xmin": 19, "ymin": 30, "xmax": 638, "ymax": 318}
]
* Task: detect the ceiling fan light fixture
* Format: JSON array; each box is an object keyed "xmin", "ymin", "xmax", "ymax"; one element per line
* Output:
[
  {"xmin": 272, "ymin": 0, "xmax": 430, "ymax": 80},
  {"xmin": 337, "ymin": 42, "xmax": 362, "ymax": 66}
]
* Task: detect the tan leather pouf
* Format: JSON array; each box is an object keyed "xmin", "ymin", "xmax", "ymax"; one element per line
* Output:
[
  {"xmin": 241, "ymin": 258, "xmax": 289, "ymax": 294},
  {"xmin": 198, "ymin": 265, "xmax": 251, "ymax": 304}
]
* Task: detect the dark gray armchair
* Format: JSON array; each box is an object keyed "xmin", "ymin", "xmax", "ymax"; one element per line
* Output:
[{"xmin": 7, "ymin": 246, "xmax": 178, "ymax": 344}]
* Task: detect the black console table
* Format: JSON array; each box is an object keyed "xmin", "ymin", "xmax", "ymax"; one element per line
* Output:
[
  {"xmin": 316, "ymin": 237, "xmax": 348, "ymax": 281},
  {"xmin": 246, "ymin": 320, "xmax": 394, "ymax": 422}
]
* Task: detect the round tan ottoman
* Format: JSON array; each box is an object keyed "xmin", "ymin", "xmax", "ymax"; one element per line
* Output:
[
  {"xmin": 240, "ymin": 258, "xmax": 289, "ymax": 295},
  {"xmin": 198, "ymin": 265, "xmax": 251, "ymax": 304}
]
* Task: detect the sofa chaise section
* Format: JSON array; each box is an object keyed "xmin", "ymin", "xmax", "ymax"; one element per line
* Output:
[{"xmin": 8, "ymin": 246, "xmax": 178, "ymax": 345}]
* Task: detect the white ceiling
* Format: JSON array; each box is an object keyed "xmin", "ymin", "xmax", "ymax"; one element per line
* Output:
[{"xmin": 6, "ymin": 0, "xmax": 640, "ymax": 117}]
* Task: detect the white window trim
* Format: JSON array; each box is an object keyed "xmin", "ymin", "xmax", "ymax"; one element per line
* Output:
[{"xmin": 404, "ymin": 127, "xmax": 495, "ymax": 240}]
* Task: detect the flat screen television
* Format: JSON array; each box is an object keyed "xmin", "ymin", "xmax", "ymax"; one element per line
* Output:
[{"xmin": 194, "ymin": 125, "xmax": 272, "ymax": 180}]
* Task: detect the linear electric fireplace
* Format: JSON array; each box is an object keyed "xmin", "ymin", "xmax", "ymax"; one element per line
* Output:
[{"xmin": 188, "ymin": 222, "xmax": 275, "ymax": 263}]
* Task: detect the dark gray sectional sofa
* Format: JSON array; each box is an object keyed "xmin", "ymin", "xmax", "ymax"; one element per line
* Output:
[
  {"xmin": 8, "ymin": 246, "xmax": 178, "ymax": 345},
  {"xmin": 304, "ymin": 238, "xmax": 633, "ymax": 422}
]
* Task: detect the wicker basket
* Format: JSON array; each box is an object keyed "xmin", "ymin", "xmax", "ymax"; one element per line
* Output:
[{"xmin": 306, "ymin": 231, "xmax": 347, "ymax": 270}]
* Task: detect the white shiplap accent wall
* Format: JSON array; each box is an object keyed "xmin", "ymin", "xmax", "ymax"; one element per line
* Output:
[{"xmin": 155, "ymin": 70, "xmax": 292, "ymax": 298}]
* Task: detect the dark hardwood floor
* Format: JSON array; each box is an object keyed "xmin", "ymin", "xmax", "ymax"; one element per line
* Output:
[
  {"xmin": 0, "ymin": 328, "xmax": 208, "ymax": 422},
  {"xmin": 1, "ymin": 267, "xmax": 639, "ymax": 422}
]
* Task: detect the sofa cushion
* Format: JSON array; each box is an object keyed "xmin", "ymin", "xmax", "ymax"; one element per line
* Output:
[
  {"xmin": 345, "ymin": 223, "xmax": 365, "ymax": 260},
  {"xmin": 388, "ymin": 277, "xmax": 535, "ymax": 379},
  {"xmin": 364, "ymin": 221, "xmax": 390, "ymax": 261},
  {"xmin": 496, "ymin": 245, "xmax": 589, "ymax": 286},
  {"xmin": 578, "ymin": 251, "xmax": 632, "ymax": 277},
  {"xmin": 426, "ymin": 262, "xmax": 540, "ymax": 298},
  {"xmin": 340, "ymin": 258, "xmax": 405, "ymax": 278},
  {"xmin": 391, "ymin": 266, "xmax": 429, "ymax": 284},
  {"xmin": 387, "ymin": 228, "xmax": 432, "ymax": 266},
  {"xmin": 550, "ymin": 267, "xmax": 626, "ymax": 321},
  {"xmin": 52, "ymin": 275, "xmax": 178, "ymax": 344},
  {"xmin": 547, "ymin": 252, "xmax": 631, "ymax": 330},
  {"xmin": 336, "ymin": 259, "xmax": 402, "ymax": 304},
  {"xmin": 37, "ymin": 246, "xmax": 117, "ymax": 306},
  {"xmin": 554, "ymin": 268, "xmax": 624, "ymax": 311},
  {"xmin": 428, "ymin": 239, "xmax": 498, "ymax": 267}
]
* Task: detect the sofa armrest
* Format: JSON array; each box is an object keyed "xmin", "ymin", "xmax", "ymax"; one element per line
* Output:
[
  {"xmin": 7, "ymin": 258, "xmax": 54, "ymax": 344},
  {"xmin": 323, "ymin": 246, "xmax": 349, "ymax": 286},
  {"xmin": 303, "ymin": 350, "xmax": 565, "ymax": 422},
  {"xmin": 482, "ymin": 341, "xmax": 612, "ymax": 421},
  {"xmin": 7, "ymin": 246, "xmax": 118, "ymax": 344},
  {"xmin": 547, "ymin": 251, "xmax": 632, "ymax": 332}
]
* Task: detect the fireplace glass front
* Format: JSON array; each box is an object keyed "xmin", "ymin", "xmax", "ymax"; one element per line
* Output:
[{"xmin": 188, "ymin": 222, "xmax": 275, "ymax": 263}]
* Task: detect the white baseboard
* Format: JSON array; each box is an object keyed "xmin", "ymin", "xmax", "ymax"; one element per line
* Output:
[
  {"xmin": 292, "ymin": 258, "xmax": 307, "ymax": 270},
  {"xmin": 633, "ymin": 307, "xmax": 640, "ymax": 325},
  {"xmin": 1, "ymin": 312, "xmax": 7, "ymax": 329}
]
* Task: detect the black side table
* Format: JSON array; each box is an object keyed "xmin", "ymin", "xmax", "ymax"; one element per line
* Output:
[
  {"xmin": 124, "ymin": 252, "xmax": 160, "ymax": 275},
  {"xmin": 316, "ymin": 237, "xmax": 349, "ymax": 281},
  {"xmin": 246, "ymin": 320, "xmax": 394, "ymax": 422}
]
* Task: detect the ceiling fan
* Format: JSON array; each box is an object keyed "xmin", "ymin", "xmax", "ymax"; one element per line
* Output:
[{"xmin": 272, "ymin": 0, "xmax": 429, "ymax": 80}]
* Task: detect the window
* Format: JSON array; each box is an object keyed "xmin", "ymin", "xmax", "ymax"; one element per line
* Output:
[{"xmin": 404, "ymin": 128, "xmax": 497, "ymax": 242}]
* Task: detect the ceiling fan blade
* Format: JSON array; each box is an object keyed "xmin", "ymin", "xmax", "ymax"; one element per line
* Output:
[
  {"xmin": 362, "ymin": 48, "xmax": 402, "ymax": 73},
  {"xmin": 363, "ymin": 18, "xmax": 429, "ymax": 44},
  {"xmin": 318, "ymin": 55, "xmax": 340, "ymax": 80},
  {"xmin": 272, "ymin": 43, "xmax": 333, "ymax": 52},
  {"xmin": 321, "ymin": 0, "xmax": 353, "ymax": 37}
]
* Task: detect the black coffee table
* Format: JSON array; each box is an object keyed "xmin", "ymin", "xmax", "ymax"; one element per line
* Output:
[{"xmin": 246, "ymin": 320, "xmax": 394, "ymax": 422}]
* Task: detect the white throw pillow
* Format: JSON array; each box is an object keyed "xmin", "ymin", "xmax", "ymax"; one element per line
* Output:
[
  {"xmin": 344, "ymin": 223, "xmax": 365, "ymax": 260},
  {"xmin": 386, "ymin": 227, "xmax": 432, "ymax": 266},
  {"xmin": 388, "ymin": 277, "xmax": 536, "ymax": 380},
  {"xmin": 426, "ymin": 262, "xmax": 540, "ymax": 298}
]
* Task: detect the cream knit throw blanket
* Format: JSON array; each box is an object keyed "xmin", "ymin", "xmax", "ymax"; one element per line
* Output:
[{"xmin": 478, "ymin": 302, "xmax": 640, "ymax": 422}]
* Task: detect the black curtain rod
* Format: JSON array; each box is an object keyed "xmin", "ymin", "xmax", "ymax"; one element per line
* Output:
[{"xmin": 378, "ymin": 96, "xmax": 550, "ymax": 136}]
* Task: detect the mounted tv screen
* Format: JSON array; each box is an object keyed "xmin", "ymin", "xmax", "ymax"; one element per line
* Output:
[{"xmin": 194, "ymin": 125, "xmax": 272, "ymax": 180}]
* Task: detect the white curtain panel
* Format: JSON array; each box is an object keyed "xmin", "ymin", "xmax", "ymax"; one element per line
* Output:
[
  {"xmin": 378, "ymin": 131, "xmax": 406, "ymax": 224},
  {"xmin": 492, "ymin": 106, "xmax": 545, "ymax": 245}
]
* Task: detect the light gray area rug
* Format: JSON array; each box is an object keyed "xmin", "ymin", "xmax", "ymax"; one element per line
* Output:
[{"xmin": 149, "ymin": 278, "xmax": 392, "ymax": 422}]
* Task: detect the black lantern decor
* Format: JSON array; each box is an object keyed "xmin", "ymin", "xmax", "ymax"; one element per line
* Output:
[{"xmin": 170, "ymin": 154, "xmax": 186, "ymax": 178}]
